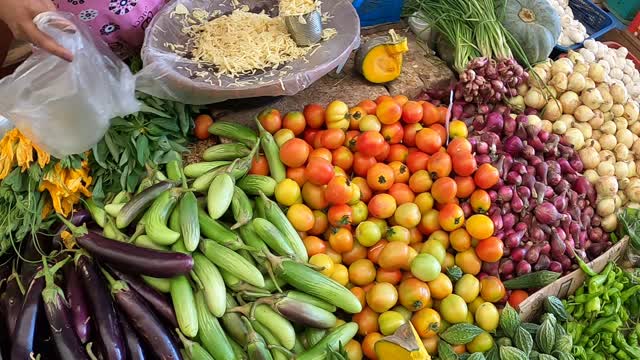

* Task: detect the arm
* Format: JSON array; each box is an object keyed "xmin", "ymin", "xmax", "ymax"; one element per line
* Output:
[{"xmin": 0, "ymin": 20, "xmax": 11, "ymax": 66}]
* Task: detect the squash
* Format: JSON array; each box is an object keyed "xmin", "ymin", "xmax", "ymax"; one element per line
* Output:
[
  {"xmin": 355, "ymin": 30, "xmax": 408, "ymax": 84},
  {"xmin": 497, "ymin": 0, "xmax": 561, "ymax": 64},
  {"xmin": 375, "ymin": 321, "xmax": 430, "ymax": 360}
]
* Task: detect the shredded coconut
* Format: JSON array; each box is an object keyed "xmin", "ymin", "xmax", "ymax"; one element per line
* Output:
[{"xmin": 279, "ymin": 0, "xmax": 319, "ymax": 17}]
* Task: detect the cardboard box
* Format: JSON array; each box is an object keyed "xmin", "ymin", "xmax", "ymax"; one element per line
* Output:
[{"xmin": 518, "ymin": 236, "xmax": 629, "ymax": 322}]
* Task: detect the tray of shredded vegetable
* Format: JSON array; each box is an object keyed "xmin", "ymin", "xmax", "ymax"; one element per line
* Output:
[{"xmin": 135, "ymin": 0, "xmax": 360, "ymax": 105}]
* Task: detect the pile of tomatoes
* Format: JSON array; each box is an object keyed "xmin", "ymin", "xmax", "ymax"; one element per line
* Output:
[{"xmin": 252, "ymin": 95, "xmax": 527, "ymax": 359}]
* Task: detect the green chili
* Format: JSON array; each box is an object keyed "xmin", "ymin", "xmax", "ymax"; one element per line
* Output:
[
  {"xmin": 575, "ymin": 290, "xmax": 604, "ymax": 303},
  {"xmin": 584, "ymin": 315, "xmax": 619, "ymax": 336},
  {"xmin": 586, "ymin": 297, "xmax": 602, "ymax": 313},
  {"xmin": 588, "ymin": 263, "xmax": 613, "ymax": 293},
  {"xmin": 621, "ymin": 285, "xmax": 640, "ymax": 301}
]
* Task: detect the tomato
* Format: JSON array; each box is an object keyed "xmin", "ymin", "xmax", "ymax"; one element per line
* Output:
[
  {"xmin": 408, "ymin": 254, "xmax": 439, "ymax": 283},
  {"xmin": 286, "ymin": 167, "xmax": 306, "ymax": 187},
  {"xmin": 279, "ymin": 138, "xmax": 310, "ymax": 168},
  {"xmin": 345, "ymin": 340, "xmax": 363, "ymax": 360},
  {"xmin": 309, "ymin": 254, "xmax": 334, "ymax": 276},
  {"xmin": 427, "ymin": 230, "xmax": 449, "ymax": 249},
  {"xmin": 249, "ymin": 155, "xmax": 269, "ymax": 176},
  {"xmin": 430, "ymin": 124, "xmax": 447, "ymax": 145},
  {"xmin": 480, "ymin": 276, "xmax": 506, "ymax": 303},
  {"xmin": 408, "ymin": 170, "xmax": 432, "ymax": 194},
  {"xmin": 378, "ymin": 241, "xmax": 413, "ymax": 271},
  {"xmin": 328, "ymin": 204, "xmax": 353, "ymax": 227},
  {"xmin": 476, "ymin": 236, "xmax": 504, "ymax": 263},
  {"xmin": 304, "ymin": 128, "xmax": 320, "ymax": 145},
  {"xmin": 392, "ymin": 95, "xmax": 408, "ymax": 106},
  {"xmin": 411, "ymin": 308, "xmax": 441, "ymax": 338},
  {"xmin": 386, "ymin": 226, "xmax": 411, "ymax": 244},
  {"xmin": 325, "ymin": 100, "xmax": 350, "ymax": 130},
  {"xmin": 388, "ymin": 183, "xmax": 415, "ymax": 205},
  {"xmin": 273, "ymin": 128, "xmax": 295, "ymax": 147},
  {"xmin": 348, "ymin": 106, "xmax": 367, "ymax": 130},
  {"xmin": 466, "ymin": 332, "xmax": 494, "ymax": 353},
  {"xmin": 345, "ymin": 130, "xmax": 360, "ymax": 150},
  {"xmin": 352, "ymin": 177, "xmax": 372, "ymax": 203},
  {"xmin": 393, "ymin": 203, "xmax": 421, "ymax": 228},
  {"xmin": 329, "ymin": 147, "xmax": 353, "ymax": 172},
  {"xmin": 447, "ymin": 119, "xmax": 467, "ymax": 138},
  {"xmin": 450, "ymin": 228, "xmax": 471, "ymax": 252},
  {"xmin": 420, "ymin": 239, "xmax": 446, "ymax": 266},
  {"xmin": 351, "ymin": 287, "xmax": 367, "ymax": 308},
  {"xmin": 401, "ymin": 101, "xmax": 424, "ymax": 123},
  {"xmin": 440, "ymin": 294, "xmax": 468, "ymax": 324},
  {"xmin": 309, "ymin": 147, "xmax": 331, "ymax": 162},
  {"xmin": 307, "ymin": 210, "xmax": 328, "ymax": 236},
  {"xmin": 375, "ymin": 95, "xmax": 394, "ymax": 104},
  {"xmin": 325, "ymin": 176, "xmax": 353, "ymax": 205},
  {"xmin": 421, "ymin": 102, "xmax": 440, "ymax": 126},
  {"xmin": 353, "ymin": 306, "xmax": 379, "ymax": 336},
  {"xmin": 422, "ymin": 336, "xmax": 439, "ymax": 356},
  {"xmin": 447, "ymin": 138, "xmax": 472, "ymax": 157},
  {"xmin": 403, "ymin": 123, "xmax": 423, "ymax": 147},
  {"xmin": 319, "ymin": 129, "xmax": 344, "ymax": 151},
  {"xmin": 287, "ymin": 203, "xmax": 314, "ymax": 232},
  {"xmin": 377, "ymin": 311, "xmax": 405, "ymax": 336},
  {"xmin": 302, "ymin": 103, "xmax": 325, "ymax": 129},
  {"xmin": 303, "ymin": 236, "xmax": 326, "ymax": 256},
  {"xmin": 282, "ymin": 111, "xmax": 306, "ymax": 135},
  {"xmin": 362, "ymin": 333, "xmax": 383, "ymax": 360},
  {"xmin": 356, "ymin": 131, "xmax": 386, "ymax": 157},
  {"xmin": 474, "ymin": 163, "xmax": 500, "ymax": 189},
  {"xmin": 386, "ymin": 144, "xmax": 409, "ymax": 163},
  {"xmin": 355, "ymin": 221, "xmax": 381, "ymax": 247},
  {"xmin": 455, "ymin": 249, "xmax": 482, "ymax": 275},
  {"xmin": 426, "ymin": 273, "xmax": 452, "ymax": 300},
  {"xmin": 418, "ymin": 209, "xmax": 441, "ymax": 236},
  {"xmin": 427, "ymin": 152, "xmax": 452, "ymax": 179},
  {"xmin": 368, "ymin": 193, "xmax": 397, "ymax": 219},
  {"xmin": 328, "ymin": 226, "xmax": 354, "ymax": 253},
  {"xmin": 351, "ymin": 201, "xmax": 368, "ymax": 224},
  {"xmin": 406, "ymin": 151, "xmax": 429, "ymax": 173},
  {"xmin": 437, "ymin": 203, "xmax": 465, "ymax": 231},
  {"xmin": 342, "ymin": 241, "xmax": 367, "ymax": 266},
  {"xmin": 194, "ymin": 114, "xmax": 214, "ymax": 140},
  {"xmin": 358, "ymin": 99, "xmax": 377, "ymax": 115},
  {"xmin": 376, "ymin": 100, "xmax": 403, "ymax": 125},
  {"xmin": 302, "ymin": 182, "xmax": 329, "ymax": 210},
  {"xmin": 376, "ymin": 268, "xmax": 403, "ymax": 285},
  {"xmin": 351, "ymin": 153, "xmax": 375, "ymax": 178},
  {"xmin": 388, "ymin": 161, "xmax": 410, "ymax": 183},
  {"xmin": 431, "ymin": 177, "xmax": 457, "ymax": 204},
  {"xmin": 275, "ymin": 179, "xmax": 301, "ymax": 206},
  {"xmin": 451, "ymin": 274, "xmax": 480, "ymax": 304},
  {"xmin": 469, "ymin": 189, "xmax": 491, "ymax": 214},
  {"xmin": 367, "ymin": 163, "xmax": 395, "ymax": 191},
  {"xmin": 359, "ymin": 115, "xmax": 382, "ymax": 132},
  {"xmin": 326, "ymin": 247, "xmax": 342, "ymax": 266},
  {"xmin": 304, "ymin": 158, "xmax": 334, "ymax": 186},
  {"xmin": 415, "ymin": 128, "xmax": 442, "ymax": 155},
  {"xmin": 331, "ymin": 264, "xmax": 349, "ymax": 286},
  {"xmin": 374, "ymin": 142, "xmax": 390, "ymax": 162},
  {"xmin": 414, "ymin": 192, "xmax": 434, "ymax": 214},
  {"xmin": 366, "ymin": 282, "xmax": 398, "ymax": 313},
  {"xmin": 367, "ymin": 239, "xmax": 388, "ymax": 264},
  {"xmin": 452, "ymin": 152, "xmax": 477, "ymax": 177},
  {"xmin": 455, "ymin": 176, "xmax": 476, "ymax": 198},
  {"xmin": 258, "ymin": 108, "xmax": 282, "ymax": 134},
  {"xmin": 381, "ymin": 122, "xmax": 404, "ymax": 144},
  {"xmin": 475, "ymin": 302, "xmax": 499, "ymax": 331},
  {"xmin": 465, "ymin": 214, "xmax": 494, "ymax": 240},
  {"xmin": 508, "ymin": 290, "xmax": 529, "ymax": 309},
  {"xmin": 397, "ymin": 278, "xmax": 431, "ymax": 312},
  {"xmin": 349, "ymin": 259, "xmax": 376, "ymax": 286}
]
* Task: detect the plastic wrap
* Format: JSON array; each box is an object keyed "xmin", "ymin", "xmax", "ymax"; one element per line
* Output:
[
  {"xmin": 0, "ymin": 12, "xmax": 138, "ymax": 158},
  {"xmin": 135, "ymin": 0, "xmax": 360, "ymax": 105}
]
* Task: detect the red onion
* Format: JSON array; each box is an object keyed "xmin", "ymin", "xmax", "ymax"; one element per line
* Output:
[
  {"xmin": 482, "ymin": 262, "xmax": 500, "ymax": 276},
  {"xmin": 569, "ymin": 156, "xmax": 583, "ymax": 172},
  {"xmin": 488, "ymin": 190, "xmax": 498, "ymax": 202},
  {"xmin": 499, "ymin": 259, "xmax": 515, "ymax": 275},
  {"xmin": 524, "ymin": 108, "xmax": 538, "ymax": 115},
  {"xmin": 528, "ymin": 137, "xmax": 544, "ymax": 152},
  {"xmin": 452, "ymin": 103, "xmax": 464, "ymax": 119},
  {"xmin": 476, "ymin": 154, "xmax": 492, "ymax": 165},
  {"xmin": 534, "ymin": 254, "xmax": 551, "ymax": 271},
  {"xmin": 476, "ymin": 141, "xmax": 489, "ymax": 155},
  {"xmin": 540, "ymin": 242, "xmax": 551, "ymax": 255},
  {"xmin": 503, "ymin": 116, "xmax": 517, "ymax": 136},
  {"xmin": 589, "ymin": 228, "xmax": 604, "ymax": 242},
  {"xmin": 503, "ymin": 136, "xmax": 524, "ymax": 156},
  {"xmin": 506, "ymin": 171, "xmax": 522, "ymax": 185},
  {"xmin": 534, "ymin": 202, "xmax": 566, "ymax": 224},
  {"xmin": 535, "ymin": 162, "xmax": 548, "ymax": 184},
  {"xmin": 556, "ymin": 227, "xmax": 567, "ymax": 241},
  {"xmin": 538, "ymin": 130, "xmax": 550, "ymax": 143},
  {"xmin": 573, "ymin": 177, "xmax": 590, "ymax": 195},
  {"xmin": 549, "ymin": 261, "xmax": 562, "ymax": 273},
  {"xmin": 553, "ymin": 195, "xmax": 568, "ymax": 213},
  {"xmin": 516, "ymin": 261, "xmax": 532, "ymax": 276},
  {"xmin": 498, "ymin": 186, "xmax": 514, "ymax": 202},
  {"xmin": 558, "ymin": 255, "xmax": 572, "ymax": 271},
  {"xmin": 511, "ymin": 193, "xmax": 524, "ymax": 213},
  {"xmin": 461, "ymin": 202, "xmax": 473, "ymax": 218},
  {"xmin": 510, "ymin": 247, "xmax": 527, "ymax": 262},
  {"xmin": 502, "ymin": 213, "xmax": 516, "ymax": 230},
  {"xmin": 544, "ymin": 186, "xmax": 555, "ymax": 199},
  {"xmin": 472, "ymin": 115, "xmax": 486, "ymax": 131},
  {"xmin": 490, "ymin": 212, "xmax": 503, "ymax": 231},
  {"xmin": 516, "ymin": 186, "xmax": 531, "ymax": 201},
  {"xmin": 505, "ymin": 230, "xmax": 525, "ymax": 248},
  {"xmin": 510, "ymin": 162, "xmax": 527, "ymax": 175},
  {"xmin": 514, "ymin": 222, "xmax": 528, "ymax": 232},
  {"xmin": 480, "ymin": 132, "xmax": 501, "ymax": 148},
  {"xmin": 529, "ymin": 226, "xmax": 546, "ymax": 243},
  {"xmin": 521, "ymin": 144, "xmax": 535, "ymax": 159},
  {"xmin": 551, "ymin": 233, "xmax": 567, "ymax": 259},
  {"xmin": 525, "ymin": 246, "xmax": 540, "ymax": 263},
  {"xmin": 591, "ymin": 214, "xmax": 601, "ymax": 227}
]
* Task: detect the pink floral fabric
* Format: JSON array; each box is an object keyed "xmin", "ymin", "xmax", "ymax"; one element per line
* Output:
[{"xmin": 52, "ymin": 0, "xmax": 167, "ymax": 58}]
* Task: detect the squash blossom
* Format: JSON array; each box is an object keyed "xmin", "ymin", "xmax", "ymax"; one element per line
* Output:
[
  {"xmin": 0, "ymin": 128, "xmax": 50, "ymax": 179},
  {"xmin": 39, "ymin": 162, "xmax": 92, "ymax": 217}
]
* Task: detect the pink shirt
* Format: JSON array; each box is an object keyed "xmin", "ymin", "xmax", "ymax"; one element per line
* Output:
[{"xmin": 52, "ymin": 0, "xmax": 167, "ymax": 58}]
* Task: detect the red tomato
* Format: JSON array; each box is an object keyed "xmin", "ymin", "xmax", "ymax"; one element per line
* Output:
[
  {"xmin": 353, "ymin": 153, "xmax": 377, "ymax": 177},
  {"xmin": 326, "ymin": 176, "xmax": 354, "ymax": 205},
  {"xmin": 381, "ymin": 122, "xmax": 404, "ymax": 144},
  {"xmin": 406, "ymin": 151, "xmax": 429, "ymax": 173},
  {"xmin": 429, "ymin": 124, "xmax": 447, "ymax": 145},
  {"xmin": 403, "ymin": 123, "xmax": 423, "ymax": 147},
  {"xmin": 358, "ymin": 99, "xmax": 377, "ymax": 115},
  {"xmin": 447, "ymin": 138, "xmax": 472, "ymax": 157},
  {"xmin": 328, "ymin": 204, "xmax": 353, "ymax": 227},
  {"xmin": 375, "ymin": 142, "xmax": 390, "ymax": 162},
  {"xmin": 474, "ymin": 164, "xmax": 500, "ymax": 189},
  {"xmin": 402, "ymin": 101, "xmax": 424, "ymax": 123},
  {"xmin": 415, "ymin": 128, "xmax": 442, "ymax": 155},
  {"xmin": 258, "ymin": 108, "xmax": 282, "ymax": 134},
  {"xmin": 303, "ymin": 103, "xmax": 325, "ymax": 129},
  {"xmin": 475, "ymin": 237, "xmax": 504, "ymax": 263},
  {"xmin": 283, "ymin": 111, "xmax": 306, "ymax": 135},
  {"xmin": 321, "ymin": 128, "xmax": 346, "ymax": 150},
  {"xmin": 427, "ymin": 152, "xmax": 452, "ymax": 179},
  {"xmin": 332, "ymin": 146, "xmax": 354, "ymax": 171},
  {"xmin": 421, "ymin": 102, "xmax": 440, "ymax": 126},
  {"xmin": 508, "ymin": 290, "xmax": 529, "ymax": 310},
  {"xmin": 304, "ymin": 129, "xmax": 319, "ymax": 146},
  {"xmin": 279, "ymin": 138, "xmax": 310, "ymax": 168},
  {"xmin": 452, "ymin": 153, "xmax": 478, "ymax": 177},
  {"xmin": 345, "ymin": 130, "xmax": 360, "ymax": 152},
  {"xmin": 194, "ymin": 114, "xmax": 214, "ymax": 140},
  {"xmin": 375, "ymin": 95, "xmax": 394, "ymax": 105},
  {"xmin": 356, "ymin": 131, "xmax": 386, "ymax": 157},
  {"xmin": 386, "ymin": 144, "xmax": 409, "ymax": 163},
  {"xmin": 305, "ymin": 158, "xmax": 335, "ymax": 185},
  {"xmin": 250, "ymin": 155, "xmax": 270, "ymax": 176}
]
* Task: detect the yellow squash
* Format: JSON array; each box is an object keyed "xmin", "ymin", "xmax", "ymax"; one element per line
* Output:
[
  {"xmin": 375, "ymin": 321, "xmax": 430, "ymax": 360},
  {"xmin": 355, "ymin": 29, "xmax": 409, "ymax": 84}
]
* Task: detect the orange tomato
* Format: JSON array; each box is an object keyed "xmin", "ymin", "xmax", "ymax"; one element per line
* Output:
[
  {"xmin": 415, "ymin": 128, "xmax": 442, "ymax": 155},
  {"xmin": 376, "ymin": 268, "xmax": 403, "ymax": 285},
  {"xmin": 348, "ymin": 106, "xmax": 367, "ymax": 130},
  {"xmin": 388, "ymin": 183, "xmax": 415, "ymax": 205},
  {"xmin": 402, "ymin": 101, "xmax": 424, "ymax": 123},
  {"xmin": 508, "ymin": 290, "xmax": 529, "ymax": 310},
  {"xmin": 438, "ymin": 203, "xmax": 465, "ymax": 232},
  {"xmin": 286, "ymin": 167, "xmax": 307, "ymax": 187},
  {"xmin": 362, "ymin": 333, "xmax": 383, "ymax": 360},
  {"xmin": 303, "ymin": 103, "xmax": 325, "ymax": 129},
  {"xmin": 453, "ymin": 344, "xmax": 467, "ymax": 354},
  {"xmin": 351, "ymin": 287, "xmax": 367, "ymax": 308},
  {"xmin": 398, "ymin": 278, "xmax": 431, "ymax": 312},
  {"xmin": 303, "ymin": 236, "xmax": 326, "ymax": 256},
  {"xmin": 342, "ymin": 241, "xmax": 367, "ymax": 265},
  {"xmin": 366, "ymin": 282, "xmax": 398, "ymax": 313},
  {"xmin": 418, "ymin": 209, "xmax": 441, "ymax": 236},
  {"xmin": 450, "ymin": 228, "xmax": 472, "ymax": 252},
  {"xmin": 447, "ymin": 138, "xmax": 472, "ymax": 157},
  {"xmin": 475, "ymin": 236, "xmax": 504, "ymax": 263},
  {"xmin": 332, "ymin": 146, "xmax": 354, "ymax": 171},
  {"xmin": 353, "ymin": 152, "xmax": 378, "ymax": 177},
  {"xmin": 437, "ymin": 106, "xmax": 448, "ymax": 124},
  {"xmin": 431, "ymin": 177, "xmax": 457, "ymax": 204},
  {"xmin": 313, "ymin": 131, "xmax": 326, "ymax": 149},
  {"xmin": 455, "ymin": 249, "xmax": 482, "ymax": 275},
  {"xmin": 325, "ymin": 176, "xmax": 354, "ymax": 205},
  {"xmin": 455, "ymin": 176, "xmax": 476, "ymax": 198},
  {"xmin": 421, "ymin": 102, "xmax": 440, "ymax": 126},
  {"xmin": 470, "ymin": 189, "xmax": 491, "ymax": 214},
  {"xmin": 349, "ymin": 177, "xmax": 370, "ymax": 204},
  {"xmin": 388, "ymin": 161, "xmax": 410, "ymax": 184},
  {"xmin": 408, "ymin": 170, "xmax": 433, "ymax": 194},
  {"xmin": 279, "ymin": 138, "xmax": 310, "ymax": 168},
  {"xmin": 409, "ymin": 227, "xmax": 423, "ymax": 244},
  {"xmin": 386, "ymin": 144, "xmax": 409, "ymax": 163},
  {"xmin": 393, "ymin": 95, "xmax": 409, "ymax": 106},
  {"xmin": 308, "ymin": 210, "xmax": 329, "ymax": 236},
  {"xmin": 282, "ymin": 111, "xmax": 306, "ymax": 135},
  {"xmin": 309, "ymin": 147, "xmax": 332, "ymax": 162},
  {"xmin": 305, "ymin": 158, "xmax": 335, "ymax": 186},
  {"xmin": 368, "ymin": 194, "xmax": 397, "ymax": 219},
  {"xmin": 258, "ymin": 108, "xmax": 282, "ymax": 133},
  {"xmin": 465, "ymin": 214, "xmax": 495, "ymax": 240},
  {"xmin": 375, "ymin": 95, "xmax": 394, "ymax": 104},
  {"xmin": 429, "ymin": 124, "xmax": 447, "ymax": 145},
  {"xmin": 358, "ymin": 99, "xmax": 377, "ymax": 115},
  {"xmin": 452, "ymin": 152, "xmax": 478, "ymax": 178},
  {"xmin": 376, "ymin": 100, "xmax": 402, "ymax": 124},
  {"xmin": 349, "ymin": 259, "xmax": 377, "ymax": 286},
  {"xmin": 378, "ymin": 241, "xmax": 412, "ymax": 270},
  {"xmin": 353, "ymin": 306, "xmax": 379, "ymax": 336},
  {"xmin": 302, "ymin": 182, "xmax": 329, "ymax": 210},
  {"xmin": 320, "ymin": 128, "xmax": 346, "ymax": 150},
  {"xmin": 474, "ymin": 163, "xmax": 500, "ymax": 189},
  {"xmin": 345, "ymin": 130, "xmax": 360, "ymax": 151},
  {"xmin": 367, "ymin": 240, "xmax": 388, "ymax": 264},
  {"xmin": 194, "ymin": 114, "xmax": 214, "ymax": 140},
  {"xmin": 328, "ymin": 204, "xmax": 353, "ymax": 227},
  {"xmin": 428, "ymin": 230, "xmax": 450, "ymax": 249},
  {"xmin": 427, "ymin": 152, "xmax": 452, "ymax": 179},
  {"xmin": 422, "ymin": 336, "xmax": 439, "ymax": 356},
  {"xmin": 375, "ymin": 142, "xmax": 390, "ymax": 162},
  {"xmin": 367, "ymin": 163, "xmax": 395, "ymax": 191},
  {"xmin": 403, "ymin": 123, "xmax": 423, "ymax": 147},
  {"xmin": 427, "ymin": 273, "xmax": 453, "ymax": 300},
  {"xmin": 356, "ymin": 131, "xmax": 386, "ymax": 157},
  {"xmin": 381, "ymin": 123, "xmax": 405, "ymax": 145},
  {"xmin": 287, "ymin": 204, "xmax": 315, "ymax": 232},
  {"xmin": 249, "ymin": 155, "xmax": 270, "ymax": 176},
  {"xmin": 480, "ymin": 276, "xmax": 506, "ymax": 303},
  {"xmin": 345, "ymin": 340, "xmax": 363, "ymax": 360},
  {"xmin": 411, "ymin": 308, "xmax": 441, "ymax": 338},
  {"xmin": 406, "ymin": 151, "xmax": 429, "ymax": 173}
]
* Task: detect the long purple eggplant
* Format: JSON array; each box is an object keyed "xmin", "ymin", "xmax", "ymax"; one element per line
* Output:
[
  {"xmin": 64, "ymin": 262, "xmax": 91, "ymax": 343},
  {"xmin": 76, "ymin": 231, "xmax": 193, "ymax": 278},
  {"xmin": 103, "ymin": 271, "xmax": 182, "ymax": 360},
  {"xmin": 19, "ymin": 235, "xmax": 52, "ymax": 283},
  {"xmin": 108, "ymin": 266, "xmax": 178, "ymax": 328},
  {"xmin": 0, "ymin": 273, "xmax": 24, "ymax": 338},
  {"xmin": 119, "ymin": 312, "xmax": 146, "ymax": 360},
  {"xmin": 42, "ymin": 259, "xmax": 88, "ymax": 360},
  {"xmin": 76, "ymin": 255, "xmax": 125, "ymax": 360},
  {"xmin": 10, "ymin": 269, "xmax": 45, "ymax": 360}
]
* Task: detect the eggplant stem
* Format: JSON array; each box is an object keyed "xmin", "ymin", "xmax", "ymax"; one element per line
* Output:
[
  {"xmin": 86, "ymin": 342, "xmax": 99, "ymax": 360},
  {"xmin": 39, "ymin": 255, "xmax": 70, "ymax": 286},
  {"xmin": 176, "ymin": 329, "xmax": 195, "ymax": 356},
  {"xmin": 264, "ymin": 261, "xmax": 283, "ymax": 293},
  {"xmin": 129, "ymin": 223, "xmax": 146, "ymax": 243},
  {"xmin": 56, "ymin": 214, "xmax": 89, "ymax": 238},
  {"xmin": 229, "ymin": 303, "xmax": 251, "ymax": 317},
  {"xmin": 99, "ymin": 267, "xmax": 128, "ymax": 293}
]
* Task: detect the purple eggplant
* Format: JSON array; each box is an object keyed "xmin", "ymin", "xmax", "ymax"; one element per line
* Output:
[
  {"xmin": 53, "ymin": 209, "xmax": 92, "ymax": 249},
  {"xmin": 10, "ymin": 269, "xmax": 45, "ymax": 360},
  {"xmin": 108, "ymin": 266, "xmax": 178, "ymax": 328},
  {"xmin": 19, "ymin": 235, "xmax": 52, "ymax": 283},
  {"xmin": 42, "ymin": 259, "xmax": 89, "ymax": 360},
  {"xmin": 64, "ymin": 262, "xmax": 91, "ymax": 343},
  {"xmin": 76, "ymin": 254, "xmax": 126, "ymax": 360},
  {"xmin": 76, "ymin": 231, "xmax": 193, "ymax": 278},
  {"xmin": 119, "ymin": 312, "xmax": 146, "ymax": 360},
  {"xmin": 103, "ymin": 271, "xmax": 182, "ymax": 360},
  {"xmin": 0, "ymin": 273, "xmax": 24, "ymax": 338}
]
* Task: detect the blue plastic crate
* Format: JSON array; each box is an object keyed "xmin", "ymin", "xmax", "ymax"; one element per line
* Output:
[
  {"xmin": 352, "ymin": 0, "xmax": 404, "ymax": 27},
  {"xmin": 554, "ymin": 0, "xmax": 616, "ymax": 52},
  {"xmin": 605, "ymin": 0, "xmax": 640, "ymax": 23}
]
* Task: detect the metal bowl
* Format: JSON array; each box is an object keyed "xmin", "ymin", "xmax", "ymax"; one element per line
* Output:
[{"xmin": 284, "ymin": 10, "xmax": 323, "ymax": 46}]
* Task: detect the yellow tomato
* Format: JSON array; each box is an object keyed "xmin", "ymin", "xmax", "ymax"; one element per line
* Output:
[
  {"xmin": 309, "ymin": 254, "xmax": 335, "ymax": 276},
  {"xmin": 475, "ymin": 302, "xmax": 500, "ymax": 332},
  {"xmin": 420, "ymin": 239, "xmax": 446, "ymax": 265},
  {"xmin": 273, "ymin": 128, "xmax": 295, "ymax": 147},
  {"xmin": 287, "ymin": 203, "xmax": 315, "ymax": 232},
  {"xmin": 466, "ymin": 332, "xmax": 494, "ymax": 353},
  {"xmin": 326, "ymin": 100, "xmax": 350, "ymax": 130},
  {"xmin": 378, "ymin": 311, "xmax": 406, "ymax": 335},
  {"xmin": 393, "ymin": 203, "xmax": 422, "ymax": 228},
  {"xmin": 465, "ymin": 214, "xmax": 495, "ymax": 240},
  {"xmin": 275, "ymin": 179, "xmax": 301, "ymax": 206},
  {"xmin": 468, "ymin": 297, "xmax": 485, "ymax": 314},
  {"xmin": 427, "ymin": 230, "xmax": 449, "ymax": 249},
  {"xmin": 449, "ymin": 120, "xmax": 468, "ymax": 139},
  {"xmin": 386, "ymin": 225, "xmax": 411, "ymax": 244},
  {"xmin": 440, "ymin": 294, "xmax": 468, "ymax": 324},
  {"xmin": 359, "ymin": 115, "xmax": 382, "ymax": 132},
  {"xmin": 454, "ymin": 274, "xmax": 480, "ymax": 303},
  {"xmin": 351, "ymin": 201, "xmax": 369, "ymax": 225},
  {"xmin": 331, "ymin": 264, "xmax": 349, "ymax": 286},
  {"xmin": 414, "ymin": 192, "xmax": 434, "ymax": 214}
]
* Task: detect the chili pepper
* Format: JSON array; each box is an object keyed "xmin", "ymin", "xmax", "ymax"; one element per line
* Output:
[
  {"xmin": 576, "ymin": 290, "xmax": 604, "ymax": 303},
  {"xmin": 585, "ymin": 315, "xmax": 620, "ymax": 336},
  {"xmin": 589, "ymin": 263, "xmax": 614, "ymax": 293},
  {"xmin": 573, "ymin": 346, "xmax": 588, "ymax": 360},
  {"xmin": 629, "ymin": 331, "xmax": 638, "ymax": 348},
  {"xmin": 614, "ymin": 282, "xmax": 625, "ymax": 291},
  {"xmin": 621, "ymin": 285, "xmax": 640, "ymax": 302},
  {"xmin": 567, "ymin": 322, "xmax": 584, "ymax": 340},
  {"xmin": 575, "ymin": 286, "xmax": 585, "ymax": 296},
  {"xmin": 575, "ymin": 254, "xmax": 599, "ymax": 277},
  {"xmin": 616, "ymin": 349, "xmax": 632, "ymax": 360},
  {"xmin": 573, "ymin": 304, "xmax": 585, "ymax": 319},
  {"xmin": 603, "ymin": 287, "xmax": 620, "ymax": 303},
  {"xmin": 619, "ymin": 306, "xmax": 629, "ymax": 322},
  {"xmin": 613, "ymin": 332, "xmax": 640, "ymax": 359},
  {"xmin": 586, "ymin": 349, "xmax": 605, "ymax": 360},
  {"xmin": 586, "ymin": 297, "xmax": 602, "ymax": 313}
]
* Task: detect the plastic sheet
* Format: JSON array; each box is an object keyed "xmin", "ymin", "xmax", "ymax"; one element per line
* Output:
[
  {"xmin": 0, "ymin": 12, "xmax": 138, "ymax": 158},
  {"xmin": 135, "ymin": 0, "xmax": 360, "ymax": 105}
]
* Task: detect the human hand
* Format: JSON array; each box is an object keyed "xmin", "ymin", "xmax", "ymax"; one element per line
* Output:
[{"xmin": 0, "ymin": 0, "xmax": 73, "ymax": 61}]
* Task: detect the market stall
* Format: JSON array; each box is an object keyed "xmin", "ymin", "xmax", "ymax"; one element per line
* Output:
[{"xmin": 0, "ymin": 0, "xmax": 640, "ymax": 359}]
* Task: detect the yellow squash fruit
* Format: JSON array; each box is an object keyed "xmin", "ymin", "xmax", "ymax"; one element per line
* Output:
[
  {"xmin": 375, "ymin": 321, "xmax": 430, "ymax": 360},
  {"xmin": 355, "ymin": 30, "xmax": 409, "ymax": 84}
]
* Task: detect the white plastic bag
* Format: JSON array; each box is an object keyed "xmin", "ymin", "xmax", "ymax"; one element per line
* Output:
[{"xmin": 0, "ymin": 12, "xmax": 139, "ymax": 158}]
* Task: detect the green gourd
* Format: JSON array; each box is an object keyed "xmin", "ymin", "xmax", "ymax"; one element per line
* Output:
[{"xmin": 498, "ymin": 0, "xmax": 562, "ymax": 64}]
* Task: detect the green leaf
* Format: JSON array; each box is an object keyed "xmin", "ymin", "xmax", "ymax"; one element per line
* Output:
[
  {"xmin": 139, "ymin": 103, "xmax": 171, "ymax": 118},
  {"xmin": 136, "ymin": 136, "xmax": 149, "ymax": 166},
  {"xmin": 118, "ymin": 150, "xmax": 129, "ymax": 167},
  {"xmin": 152, "ymin": 117, "xmax": 180, "ymax": 132},
  {"xmin": 104, "ymin": 131, "xmax": 121, "ymax": 163}
]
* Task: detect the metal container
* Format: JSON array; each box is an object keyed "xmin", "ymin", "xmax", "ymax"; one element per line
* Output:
[{"xmin": 284, "ymin": 10, "xmax": 323, "ymax": 46}]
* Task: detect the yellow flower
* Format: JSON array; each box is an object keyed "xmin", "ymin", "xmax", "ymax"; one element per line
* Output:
[
  {"xmin": 0, "ymin": 128, "xmax": 50, "ymax": 180},
  {"xmin": 39, "ymin": 161, "xmax": 92, "ymax": 217}
]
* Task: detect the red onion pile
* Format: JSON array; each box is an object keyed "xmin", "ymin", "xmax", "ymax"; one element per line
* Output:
[
  {"xmin": 456, "ymin": 58, "xmax": 528, "ymax": 105},
  {"xmin": 466, "ymin": 110, "xmax": 610, "ymax": 280}
]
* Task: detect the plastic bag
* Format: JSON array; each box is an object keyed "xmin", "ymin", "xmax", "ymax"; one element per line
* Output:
[
  {"xmin": 135, "ymin": 0, "xmax": 360, "ymax": 105},
  {"xmin": 0, "ymin": 12, "xmax": 138, "ymax": 158}
]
